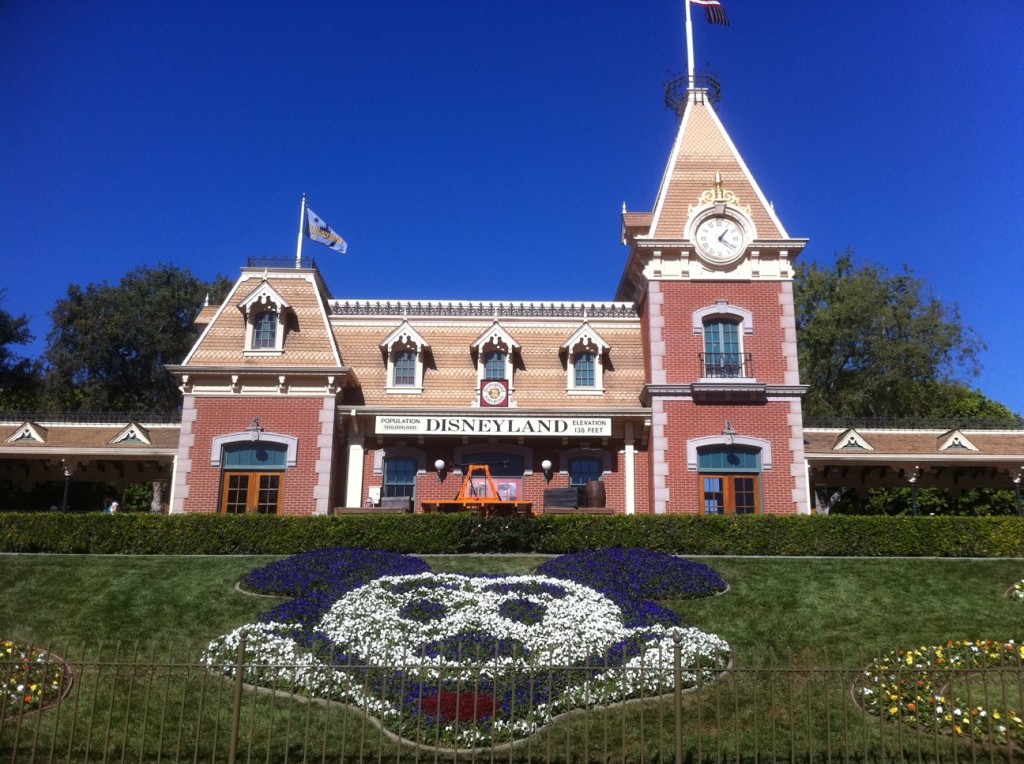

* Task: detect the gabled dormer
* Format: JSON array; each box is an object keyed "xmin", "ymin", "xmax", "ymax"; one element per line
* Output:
[
  {"xmin": 238, "ymin": 277, "xmax": 292, "ymax": 355},
  {"xmin": 833, "ymin": 429, "xmax": 874, "ymax": 451},
  {"xmin": 472, "ymin": 321, "xmax": 520, "ymax": 398},
  {"xmin": 380, "ymin": 321, "xmax": 430, "ymax": 393},
  {"xmin": 561, "ymin": 322, "xmax": 610, "ymax": 394},
  {"xmin": 110, "ymin": 422, "xmax": 152, "ymax": 445},
  {"xmin": 5, "ymin": 421, "xmax": 46, "ymax": 443},
  {"xmin": 938, "ymin": 429, "xmax": 979, "ymax": 452}
]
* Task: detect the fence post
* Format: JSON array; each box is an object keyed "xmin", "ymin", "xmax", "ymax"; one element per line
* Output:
[
  {"xmin": 228, "ymin": 630, "xmax": 248, "ymax": 764},
  {"xmin": 673, "ymin": 632, "xmax": 683, "ymax": 764}
]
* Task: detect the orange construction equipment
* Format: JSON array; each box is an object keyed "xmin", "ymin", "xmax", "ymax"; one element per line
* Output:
[{"xmin": 420, "ymin": 464, "xmax": 533, "ymax": 516}]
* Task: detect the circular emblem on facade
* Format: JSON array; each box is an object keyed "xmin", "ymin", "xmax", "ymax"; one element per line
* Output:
[{"xmin": 481, "ymin": 380, "xmax": 508, "ymax": 406}]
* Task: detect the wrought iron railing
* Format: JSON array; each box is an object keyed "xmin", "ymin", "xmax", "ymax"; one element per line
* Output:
[
  {"xmin": 4, "ymin": 639, "xmax": 1020, "ymax": 762},
  {"xmin": 803, "ymin": 416, "xmax": 1024, "ymax": 431},
  {"xmin": 0, "ymin": 410, "xmax": 181, "ymax": 425},
  {"xmin": 699, "ymin": 352, "xmax": 753, "ymax": 379}
]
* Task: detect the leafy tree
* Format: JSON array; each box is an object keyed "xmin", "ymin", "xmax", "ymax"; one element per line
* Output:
[
  {"xmin": 0, "ymin": 290, "xmax": 42, "ymax": 410},
  {"xmin": 927, "ymin": 383, "xmax": 1022, "ymax": 425},
  {"xmin": 795, "ymin": 251, "xmax": 986, "ymax": 419},
  {"xmin": 41, "ymin": 265, "xmax": 231, "ymax": 413}
]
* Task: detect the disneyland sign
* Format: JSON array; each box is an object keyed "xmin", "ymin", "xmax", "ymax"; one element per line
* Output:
[{"xmin": 374, "ymin": 415, "xmax": 612, "ymax": 437}]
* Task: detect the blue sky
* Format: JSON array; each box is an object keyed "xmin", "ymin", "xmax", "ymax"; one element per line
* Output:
[{"xmin": 2, "ymin": 1, "xmax": 1022, "ymax": 415}]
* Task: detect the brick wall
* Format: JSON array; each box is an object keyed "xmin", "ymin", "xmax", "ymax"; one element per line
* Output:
[
  {"xmin": 660, "ymin": 399, "xmax": 798, "ymax": 513},
  {"xmin": 182, "ymin": 396, "xmax": 332, "ymax": 514},
  {"xmin": 659, "ymin": 281, "xmax": 789, "ymax": 384}
]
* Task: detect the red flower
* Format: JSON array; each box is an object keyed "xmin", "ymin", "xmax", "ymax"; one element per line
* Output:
[{"xmin": 421, "ymin": 690, "xmax": 497, "ymax": 723}]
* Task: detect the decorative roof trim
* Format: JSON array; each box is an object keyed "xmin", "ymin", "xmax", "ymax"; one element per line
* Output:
[
  {"xmin": 561, "ymin": 322, "xmax": 610, "ymax": 352},
  {"xmin": 471, "ymin": 321, "xmax": 520, "ymax": 352},
  {"xmin": 237, "ymin": 280, "xmax": 291, "ymax": 315},
  {"xmin": 834, "ymin": 429, "xmax": 874, "ymax": 452},
  {"xmin": 938, "ymin": 429, "xmax": 979, "ymax": 452},
  {"xmin": 5, "ymin": 421, "xmax": 47, "ymax": 443},
  {"xmin": 330, "ymin": 300, "xmax": 637, "ymax": 319},
  {"xmin": 110, "ymin": 422, "xmax": 152, "ymax": 445},
  {"xmin": 379, "ymin": 320, "xmax": 430, "ymax": 353}
]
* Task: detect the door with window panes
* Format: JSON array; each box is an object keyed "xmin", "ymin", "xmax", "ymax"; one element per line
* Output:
[
  {"xmin": 219, "ymin": 442, "xmax": 286, "ymax": 515},
  {"xmin": 698, "ymin": 446, "xmax": 761, "ymax": 515}
]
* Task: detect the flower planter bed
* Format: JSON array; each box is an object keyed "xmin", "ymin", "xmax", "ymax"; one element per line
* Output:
[
  {"xmin": 854, "ymin": 639, "xmax": 1024, "ymax": 751},
  {"xmin": 206, "ymin": 547, "xmax": 732, "ymax": 749}
]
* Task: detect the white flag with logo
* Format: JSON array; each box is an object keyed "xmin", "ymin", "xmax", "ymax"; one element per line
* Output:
[{"xmin": 306, "ymin": 208, "xmax": 347, "ymax": 253}]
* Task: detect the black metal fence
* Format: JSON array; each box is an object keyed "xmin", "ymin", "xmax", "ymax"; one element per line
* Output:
[{"xmin": 3, "ymin": 639, "xmax": 1022, "ymax": 763}]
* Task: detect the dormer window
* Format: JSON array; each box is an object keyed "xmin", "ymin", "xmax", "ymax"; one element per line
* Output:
[
  {"xmin": 253, "ymin": 312, "xmax": 279, "ymax": 349},
  {"xmin": 574, "ymin": 351, "xmax": 596, "ymax": 387},
  {"xmin": 381, "ymin": 321, "xmax": 430, "ymax": 394},
  {"xmin": 238, "ymin": 279, "xmax": 290, "ymax": 355},
  {"xmin": 472, "ymin": 322, "xmax": 519, "ymax": 402},
  {"xmin": 484, "ymin": 351, "xmax": 507, "ymax": 380},
  {"xmin": 562, "ymin": 322, "xmax": 609, "ymax": 394}
]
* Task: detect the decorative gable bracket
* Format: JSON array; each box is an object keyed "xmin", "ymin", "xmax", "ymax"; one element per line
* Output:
[
  {"xmin": 833, "ymin": 429, "xmax": 874, "ymax": 452},
  {"xmin": 938, "ymin": 429, "xmax": 979, "ymax": 452},
  {"xmin": 5, "ymin": 421, "xmax": 47, "ymax": 443},
  {"xmin": 110, "ymin": 423, "xmax": 152, "ymax": 445}
]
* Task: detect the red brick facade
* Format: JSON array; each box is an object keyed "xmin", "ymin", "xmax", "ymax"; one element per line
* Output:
[{"xmin": 166, "ymin": 86, "xmax": 810, "ymax": 517}]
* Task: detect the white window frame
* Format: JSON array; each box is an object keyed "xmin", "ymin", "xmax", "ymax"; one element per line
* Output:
[
  {"xmin": 381, "ymin": 321, "xmax": 430, "ymax": 394},
  {"xmin": 562, "ymin": 322, "xmax": 609, "ymax": 394},
  {"xmin": 238, "ymin": 280, "xmax": 291, "ymax": 356},
  {"xmin": 471, "ymin": 321, "xmax": 520, "ymax": 399}
]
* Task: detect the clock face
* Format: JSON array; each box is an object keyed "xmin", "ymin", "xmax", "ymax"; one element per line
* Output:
[{"xmin": 695, "ymin": 216, "xmax": 745, "ymax": 262}]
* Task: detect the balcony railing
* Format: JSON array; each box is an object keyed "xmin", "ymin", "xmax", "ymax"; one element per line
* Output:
[{"xmin": 700, "ymin": 352, "xmax": 752, "ymax": 379}]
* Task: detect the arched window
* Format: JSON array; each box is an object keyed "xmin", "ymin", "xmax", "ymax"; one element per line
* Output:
[
  {"xmin": 698, "ymin": 445, "xmax": 761, "ymax": 515},
  {"xmin": 220, "ymin": 442, "xmax": 287, "ymax": 515},
  {"xmin": 703, "ymin": 318, "xmax": 743, "ymax": 377}
]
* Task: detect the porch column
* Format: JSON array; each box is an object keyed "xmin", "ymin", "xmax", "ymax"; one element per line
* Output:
[
  {"xmin": 624, "ymin": 422, "xmax": 636, "ymax": 515},
  {"xmin": 344, "ymin": 437, "xmax": 365, "ymax": 508}
]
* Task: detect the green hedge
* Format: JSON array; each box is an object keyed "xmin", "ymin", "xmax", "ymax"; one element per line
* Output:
[{"xmin": 0, "ymin": 513, "xmax": 1022, "ymax": 557}]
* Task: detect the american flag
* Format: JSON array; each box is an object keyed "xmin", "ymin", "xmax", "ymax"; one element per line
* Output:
[{"xmin": 691, "ymin": 0, "xmax": 729, "ymax": 26}]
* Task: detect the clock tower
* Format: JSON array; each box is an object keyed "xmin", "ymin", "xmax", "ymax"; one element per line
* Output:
[{"xmin": 619, "ymin": 84, "xmax": 810, "ymax": 514}]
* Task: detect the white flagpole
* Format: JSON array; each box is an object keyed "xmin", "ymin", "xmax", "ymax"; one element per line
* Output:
[
  {"xmin": 294, "ymin": 194, "xmax": 307, "ymax": 267},
  {"xmin": 685, "ymin": 0, "xmax": 695, "ymax": 88}
]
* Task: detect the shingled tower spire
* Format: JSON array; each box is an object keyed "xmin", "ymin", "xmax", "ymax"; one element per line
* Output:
[{"xmin": 620, "ymin": 58, "xmax": 810, "ymax": 515}]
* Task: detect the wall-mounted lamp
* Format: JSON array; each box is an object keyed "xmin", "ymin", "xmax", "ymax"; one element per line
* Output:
[
  {"xmin": 722, "ymin": 421, "xmax": 738, "ymax": 445},
  {"xmin": 434, "ymin": 458, "xmax": 447, "ymax": 482},
  {"xmin": 541, "ymin": 459, "xmax": 553, "ymax": 483},
  {"xmin": 246, "ymin": 417, "xmax": 264, "ymax": 441}
]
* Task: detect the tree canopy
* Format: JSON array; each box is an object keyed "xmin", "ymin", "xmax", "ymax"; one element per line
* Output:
[
  {"xmin": 41, "ymin": 264, "xmax": 231, "ymax": 413},
  {"xmin": 795, "ymin": 251, "xmax": 992, "ymax": 420},
  {"xmin": 0, "ymin": 290, "xmax": 41, "ymax": 409}
]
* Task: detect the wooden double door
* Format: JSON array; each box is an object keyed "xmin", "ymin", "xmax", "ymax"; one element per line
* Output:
[
  {"xmin": 220, "ymin": 471, "xmax": 283, "ymax": 514},
  {"xmin": 701, "ymin": 474, "xmax": 760, "ymax": 514}
]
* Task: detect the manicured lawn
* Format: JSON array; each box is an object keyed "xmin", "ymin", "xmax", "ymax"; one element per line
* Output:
[
  {"xmin": 2, "ymin": 553, "xmax": 1021, "ymax": 664},
  {"xmin": 1, "ymin": 553, "xmax": 1022, "ymax": 761}
]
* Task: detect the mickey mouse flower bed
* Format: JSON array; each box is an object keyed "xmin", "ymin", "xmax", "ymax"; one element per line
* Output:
[
  {"xmin": 854, "ymin": 640, "xmax": 1024, "ymax": 750},
  {"xmin": 204, "ymin": 548, "xmax": 731, "ymax": 748}
]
